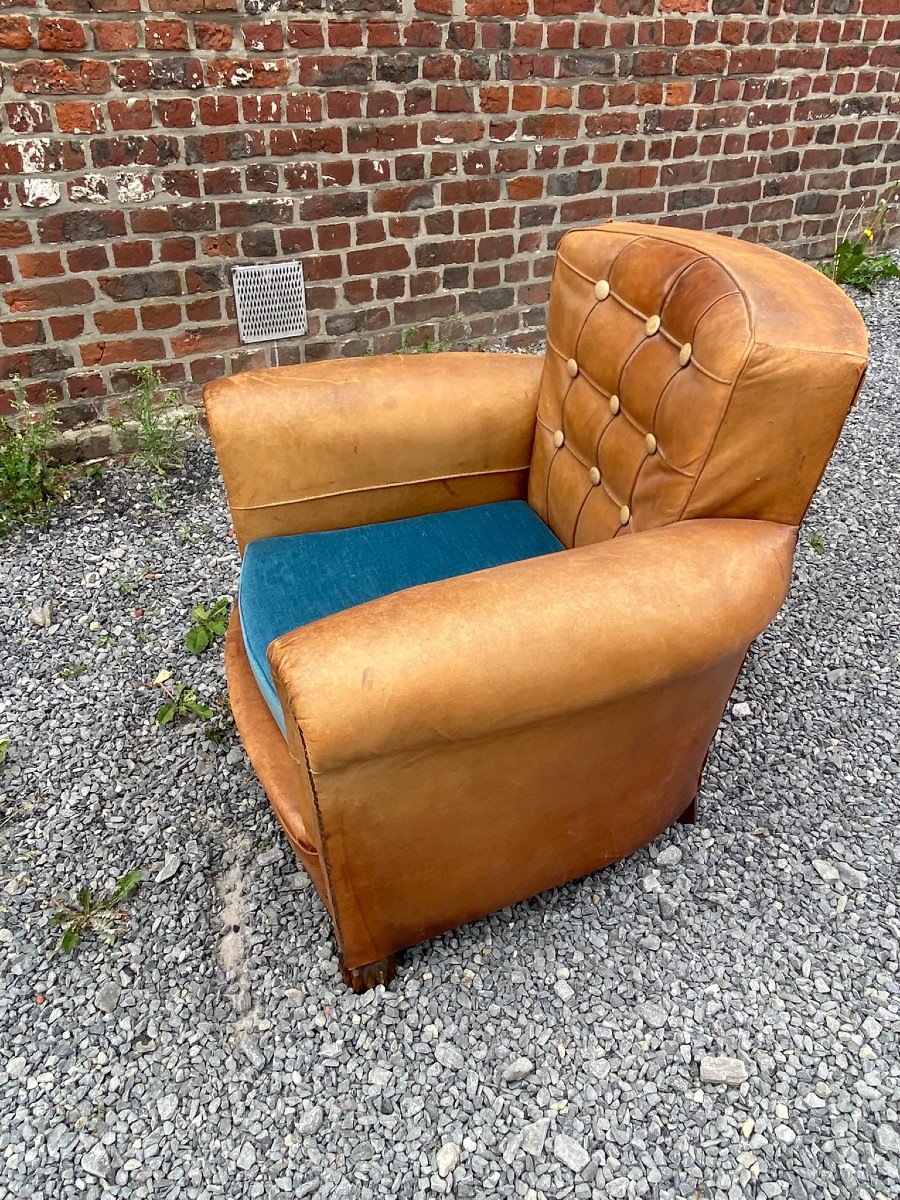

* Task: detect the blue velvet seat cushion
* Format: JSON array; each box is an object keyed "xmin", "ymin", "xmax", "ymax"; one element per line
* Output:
[{"xmin": 239, "ymin": 500, "xmax": 564, "ymax": 734}]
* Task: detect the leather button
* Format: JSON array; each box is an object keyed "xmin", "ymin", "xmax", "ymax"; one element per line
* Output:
[
  {"xmin": 645, "ymin": 433, "xmax": 657, "ymax": 454},
  {"xmin": 594, "ymin": 280, "xmax": 610, "ymax": 301},
  {"xmin": 679, "ymin": 341, "xmax": 692, "ymax": 366},
  {"xmin": 645, "ymin": 315, "xmax": 661, "ymax": 335},
  {"xmin": 609, "ymin": 394, "xmax": 620, "ymax": 415},
  {"xmin": 566, "ymin": 358, "xmax": 578, "ymax": 378},
  {"xmin": 553, "ymin": 429, "xmax": 565, "ymax": 448},
  {"xmin": 589, "ymin": 466, "xmax": 601, "ymax": 485},
  {"xmin": 619, "ymin": 505, "xmax": 630, "ymax": 525}
]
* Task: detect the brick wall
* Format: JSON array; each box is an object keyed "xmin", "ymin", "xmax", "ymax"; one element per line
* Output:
[{"xmin": 1, "ymin": 1, "xmax": 897, "ymax": 453}]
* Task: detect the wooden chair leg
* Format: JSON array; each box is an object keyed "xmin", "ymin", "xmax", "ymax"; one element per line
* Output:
[
  {"xmin": 339, "ymin": 954, "xmax": 397, "ymax": 993},
  {"xmin": 678, "ymin": 796, "xmax": 697, "ymax": 825}
]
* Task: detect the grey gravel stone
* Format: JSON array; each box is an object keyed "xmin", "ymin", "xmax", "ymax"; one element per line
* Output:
[
  {"xmin": 436, "ymin": 1142, "xmax": 460, "ymax": 1178},
  {"xmin": 520, "ymin": 1118, "xmax": 551, "ymax": 1156},
  {"xmin": 154, "ymin": 853, "xmax": 181, "ymax": 882},
  {"xmin": 296, "ymin": 1107, "xmax": 324, "ymax": 1136},
  {"xmin": 812, "ymin": 858, "xmax": 840, "ymax": 882},
  {"xmin": 836, "ymin": 862, "xmax": 868, "ymax": 889},
  {"xmin": 5, "ymin": 1057, "xmax": 27, "ymax": 1080},
  {"xmin": 554, "ymin": 1133, "xmax": 591, "ymax": 1172},
  {"xmin": 94, "ymin": 980, "xmax": 121, "ymax": 1013},
  {"xmin": 435, "ymin": 1042, "xmax": 465, "ymax": 1070},
  {"xmin": 0, "ymin": 276, "xmax": 897, "ymax": 1200},
  {"xmin": 638, "ymin": 1001, "xmax": 668, "ymax": 1029},
  {"xmin": 81, "ymin": 1144, "xmax": 110, "ymax": 1180},
  {"xmin": 732, "ymin": 701, "xmax": 752, "ymax": 718},
  {"xmin": 501, "ymin": 1055, "xmax": 534, "ymax": 1082},
  {"xmin": 28, "ymin": 601, "xmax": 53, "ymax": 629},
  {"xmin": 699, "ymin": 1056, "xmax": 749, "ymax": 1085},
  {"xmin": 236, "ymin": 1142, "xmax": 257, "ymax": 1170}
]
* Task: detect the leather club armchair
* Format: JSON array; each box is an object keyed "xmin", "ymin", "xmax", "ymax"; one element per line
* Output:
[{"xmin": 205, "ymin": 221, "xmax": 867, "ymax": 991}]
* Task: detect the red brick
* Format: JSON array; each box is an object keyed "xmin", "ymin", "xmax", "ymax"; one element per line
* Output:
[
  {"xmin": 1, "ymin": 320, "xmax": 43, "ymax": 349},
  {"xmin": 244, "ymin": 22, "xmax": 284, "ymax": 51},
  {"xmin": 5, "ymin": 280, "xmax": 94, "ymax": 312},
  {"xmin": 108, "ymin": 99, "xmax": 153, "ymax": 130},
  {"xmin": 421, "ymin": 119, "xmax": 485, "ymax": 144},
  {"xmin": 81, "ymin": 337, "xmax": 164, "ymax": 367},
  {"xmin": 95, "ymin": 309, "xmax": 138, "ymax": 335},
  {"xmin": 56, "ymin": 102, "xmax": 105, "ymax": 134},
  {"xmin": 93, "ymin": 20, "xmax": 138, "ymax": 52},
  {"xmin": 207, "ymin": 59, "xmax": 289, "ymax": 89},
  {"xmin": 50, "ymin": 315, "xmax": 84, "ymax": 341},
  {"xmin": 37, "ymin": 18, "xmax": 86, "ymax": 53},
  {"xmin": 146, "ymin": 20, "xmax": 189, "ymax": 51},
  {"xmin": 17, "ymin": 252, "xmax": 64, "ymax": 280},
  {"xmin": 437, "ymin": 86, "xmax": 475, "ymax": 113},
  {"xmin": 12, "ymin": 59, "xmax": 109, "ymax": 96},
  {"xmin": 0, "ymin": 220, "xmax": 30, "ymax": 251},
  {"xmin": 142, "ymin": 303, "xmax": 182, "ymax": 330},
  {"xmin": 0, "ymin": 15, "xmax": 32, "ymax": 51},
  {"xmin": 196, "ymin": 23, "xmax": 232, "ymax": 51},
  {"xmin": 676, "ymin": 49, "xmax": 728, "ymax": 74},
  {"xmin": 286, "ymin": 21, "xmax": 325, "ymax": 50},
  {"xmin": 157, "ymin": 99, "xmax": 196, "ymax": 128}
]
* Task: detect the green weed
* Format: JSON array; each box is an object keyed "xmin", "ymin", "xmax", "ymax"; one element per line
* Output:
[
  {"xmin": 1, "ymin": 376, "xmax": 68, "ymax": 536},
  {"xmin": 817, "ymin": 192, "xmax": 900, "ymax": 292},
  {"xmin": 156, "ymin": 681, "xmax": 214, "ymax": 726},
  {"xmin": 186, "ymin": 598, "xmax": 230, "ymax": 655},
  {"xmin": 111, "ymin": 366, "xmax": 193, "ymax": 475},
  {"xmin": 51, "ymin": 869, "xmax": 142, "ymax": 954},
  {"xmin": 57, "ymin": 662, "xmax": 89, "ymax": 680}
]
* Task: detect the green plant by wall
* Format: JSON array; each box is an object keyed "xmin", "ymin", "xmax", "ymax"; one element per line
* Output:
[
  {"xmin": 111, "ymin": 367, "xmax": 194, "ymax": 475},
  {"xmin": 817, "ymin": 193, "xmax": 900, "ymax": 292},
  {"xmin": 51, "ymin": 869, "xmax": 142, "ymax": 953},
  {"xmin": 0, "ymin": 376, "xmax": 68, "ymax": 537},
  {"xmin": 394, "ymin": 319, "xmax": 465, "ymax": 355},
  {"xmin": 186, "ymin": 598, "xmax": 230, "ymax": 655}
]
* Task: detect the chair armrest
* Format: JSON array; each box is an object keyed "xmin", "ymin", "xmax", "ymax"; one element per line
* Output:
[
  {"xmin": 269, "ymin": 518, "xmax": 797, "ymax": 773},
  {"xmin": 204, "ymin": 352, "xmax": 542, "ymax": 550}
]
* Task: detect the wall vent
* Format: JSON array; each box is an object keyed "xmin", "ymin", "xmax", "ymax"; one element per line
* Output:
[{"xmin": 232, "ymin": 260, "xmax": 307, "ymax": 344}]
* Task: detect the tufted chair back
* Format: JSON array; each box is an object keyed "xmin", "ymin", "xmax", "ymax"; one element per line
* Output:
[{"xmin": 528, "ymin": 222, "xmax": 868, "ymax": 547}]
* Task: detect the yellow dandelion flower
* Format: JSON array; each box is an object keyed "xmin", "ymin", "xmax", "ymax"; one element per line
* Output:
[{"xmin": 864, "ymin": 228, "xmax": 874, "ymax": 240}]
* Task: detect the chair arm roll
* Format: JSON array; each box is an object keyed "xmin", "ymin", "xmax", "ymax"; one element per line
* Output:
[
  {"xmin": 204, "ymin": 352, "xmax": 543, "ymax": 550},
  {"xmin": 269, "ymin": 518, "xmax": 797, "ymax": 773}
]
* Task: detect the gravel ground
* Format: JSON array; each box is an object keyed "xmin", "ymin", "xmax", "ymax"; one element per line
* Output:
[{"xmin": 1, "ymin": 278, "xmax": 898, "ymax": 1200}]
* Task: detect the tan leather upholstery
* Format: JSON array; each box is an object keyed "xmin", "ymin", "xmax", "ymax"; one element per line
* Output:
[
  {"xmin": 205, "ymin": 221, "xmax": 868, "ymax": 986},
  {"xmin": 530, "ymin": 223, "xmax": 867, "ymax": 545},
  {"xmin": 268, "ymin": 520, "xmax": 794, "ymax": 773},
  {"xmin": 205, "ymin": 352, "xmax": 542, "ymax": 551}
]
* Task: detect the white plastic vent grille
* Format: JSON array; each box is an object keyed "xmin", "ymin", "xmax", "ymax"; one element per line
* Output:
[{"xmin": 232, "ymin": 260, "xmax": 307, "ymax": 344}]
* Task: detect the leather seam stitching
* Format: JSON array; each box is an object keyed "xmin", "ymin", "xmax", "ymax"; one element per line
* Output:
[
  {"xmin": 282, "ymin": 707, "xmax": 353, "ymax": 956},
  {"xmin": 677, "ymin": 307, "xmax": 757, "ymax": 520},
  {"xmin": 567, "ymin": 237, "xmax": 633, "ymax": 542},
  {"xmin": 231, "ymin": 465, "xmax": 530, "ymax": 511}
]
